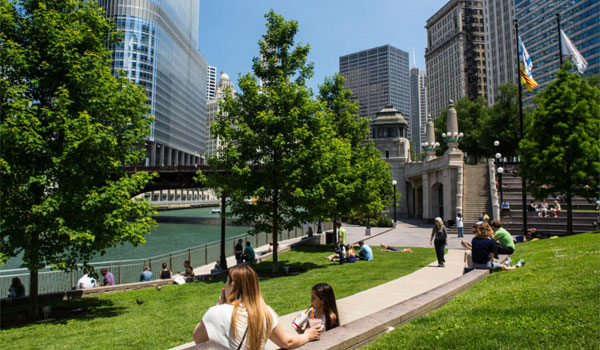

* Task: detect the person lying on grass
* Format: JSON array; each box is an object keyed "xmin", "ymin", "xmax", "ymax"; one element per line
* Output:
[
  {"xmin": 471, "ymin": 223, "xmax": 524, "ymax": 272},
  {"xmin": 380, "ymin": 244, "xmax": 413, "ymax": 253}
]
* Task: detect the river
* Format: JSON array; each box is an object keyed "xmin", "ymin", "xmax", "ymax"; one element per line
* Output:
[{"xmin": 1, "ymin": 207, "xmax": 252, "ymax": 270}]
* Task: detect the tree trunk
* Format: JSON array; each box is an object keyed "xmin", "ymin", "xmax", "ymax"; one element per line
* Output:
[
  {"xmin": 28, "ymin": 268, "xmax": 39, "ymax": 318},
  {"xmin": 272, "ymin": 188, "xmax": 279, "ymax": 273},
  {"xmin": 332, "ymin": 217, "xmax": 338, "ymax": 246}
]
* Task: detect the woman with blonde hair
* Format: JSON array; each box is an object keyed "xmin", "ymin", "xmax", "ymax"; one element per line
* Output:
[
  {"xmin": 193, "ymin": 265, "xmax": 322, "ymax": 350},
  {"xmin": 471, "ymin": 223, "xmax": 524, "ymax": 272},
  {"xmin": 429, "ymin": 217, "xmax": 448, "ymax": 267}
]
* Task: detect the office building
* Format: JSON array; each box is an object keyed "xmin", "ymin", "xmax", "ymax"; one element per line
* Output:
[
  {"xmin": 339, "ymin": 45, "xmax": 410, "ymax": 132},
  {"xmin": 483, "ymin": 0, "xmax": 517, "ymax": 106},
  {"xmin": 206, "ymin": 72, "xmax": 235, "ymax": 159},
  {"xmin": 410, "ymin": 68, "xmax": 428, "ymax": 155},
  {"xmin": 99, "ymin": 0, "xmax": 208, "ymax": 165},
  {"xmin": 425, "ymin": 0, "xmax": 487, "ymax": 119},
  {"xmin": 515, "ymin": 0, "xmax": 599, "ymax": 100},
  {"xmin": 207, "ymin": 66, "xmax": 217, "ymax": 100}
]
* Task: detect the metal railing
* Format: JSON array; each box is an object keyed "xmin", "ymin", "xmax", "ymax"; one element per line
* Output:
[{"xmin": 0, "ymin": 221, "xmax": 332, "ymax": 299}]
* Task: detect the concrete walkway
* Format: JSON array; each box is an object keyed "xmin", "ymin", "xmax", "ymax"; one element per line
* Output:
[{"xmin": 173, "ymin": 221, "xmax": 469, "ymax": 350}]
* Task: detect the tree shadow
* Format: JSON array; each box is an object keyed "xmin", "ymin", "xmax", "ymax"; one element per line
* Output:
[{"xmin": 1, "ymin": 297, "xmax": 125, "ymax": 330}]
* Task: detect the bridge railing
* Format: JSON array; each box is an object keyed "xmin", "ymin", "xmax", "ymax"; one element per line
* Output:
[{"xmin": 0, "ymin": 222, "xmax": 332, "ymax": 299}]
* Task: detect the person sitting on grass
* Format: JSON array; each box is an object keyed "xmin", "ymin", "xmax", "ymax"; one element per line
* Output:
[
  {"xmin": 380, "ymin": 244, "xmax": 413, "ymax": 253},
  {"xmin": 184, "ymin": 260, "xmax": 195, "ymax": 280},
  {"xmin": 490, "ymin": 220, "xmax": 515, "ymax": 257},
  {"xmin": 357, "ymin": 241, "xmax": 373, "ymax": 261},
  {"xmin": 472, "ymin": 223, "xmax": 524, "ymax": 272},
  {"xmin": 325, "ymin": 246, "xmax": 356, "ymax": 263}
]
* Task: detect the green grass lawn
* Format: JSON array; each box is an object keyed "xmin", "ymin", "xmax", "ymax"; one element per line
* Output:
[
  {"xmin": 363, "ymin": 233, "xmax": 600, "ymax": 350},
  {"xmin": 0, "ymin": 244, "xmax": 434, "ymax": 350}
]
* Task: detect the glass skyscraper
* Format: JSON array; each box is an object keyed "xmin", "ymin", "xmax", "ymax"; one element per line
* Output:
[
  {"xmin": 339, "ymin": 45, "xmax": 410, "ymax": 129},
  {"xmin": 99, "ymin": 0, "xmax": 208, "ymax": 166},
  {"xmin": 515, "ymin": 0, "xmax": 599, "ymax": 99}
]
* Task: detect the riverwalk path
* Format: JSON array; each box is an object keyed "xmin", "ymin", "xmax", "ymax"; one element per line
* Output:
[{"xmin": 173, "ymin": 221, "xmax": 474, "ymax": 350}]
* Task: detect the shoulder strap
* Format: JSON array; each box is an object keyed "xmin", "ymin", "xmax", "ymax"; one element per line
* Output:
[{"xmin": 237, "ymin": 327, "xmax": 248, "ymax": 350}]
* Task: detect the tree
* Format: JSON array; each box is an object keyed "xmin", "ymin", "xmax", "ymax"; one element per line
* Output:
[
  {"xmin": 0, "ymin": 0, "xmax": 156, "ymax": 316},
  {"xmin": 519, "ymin": 62, "xmax": 600, "ymax": 235},
  {"xmin": 480, "ymin": 83, "xmax": 526, "ymax": 159},
  {"xmin": 207, "ymin": 11, "xmax": 326, "ymax": 272},
  {"xmin": 313, "ymin": 74, "xmax": 392, "ymax": 230}
]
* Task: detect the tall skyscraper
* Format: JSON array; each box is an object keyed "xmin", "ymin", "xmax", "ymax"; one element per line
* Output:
[
  {"xmin": 207, "ymin": 66, "xmax": 217, "ymax": 100},
  {"xmin": 483, "ymin": 0, "xmax": 516, "ymax": 106},
  {"xmin": 515, "ymin": 0, "xmax": 599, "ymax": 100},
  {"xmin": 206, "ymin": 72, "xmax": 235, "ymax": 159},
  {"xmin": 339, "ymin": 45, "xmax": 410, "ymax": 129},
  {"xmin": 99, "ymin": 0, "xmax": 208, "ymax": 166},
  {"xmin": 410, "ymin": 68, "xmax": 428, "ymax": 155},
  {"xmin": 425, "ymin": 0, "xmax": 486, "ymax": 119}
]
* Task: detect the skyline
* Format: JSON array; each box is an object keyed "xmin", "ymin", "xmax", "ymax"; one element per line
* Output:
[{"xmin": 198, "ymin": 0, "xmax": 448, "ymax": 92}]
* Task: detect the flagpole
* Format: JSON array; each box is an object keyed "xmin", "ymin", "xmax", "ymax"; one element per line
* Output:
[
  {"xmin": 514, "ymin": 19, "xmax": 528, "ymax": 236},
  {"xmin": 556, "ymin": 13, "xmax": 563, "ymax": 66}
]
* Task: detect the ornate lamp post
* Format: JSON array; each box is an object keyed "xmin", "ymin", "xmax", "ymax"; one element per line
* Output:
[
  {"xmin": 494, "ymin": 141, "xmax": 504, "ymax": 205},
  {"xmin": 441, "ymin": 131, "xmax": 464, "ymax": 144},
  {"xmin": 392, "ymin": 179, "xmax": 398, "ymax": 224}
]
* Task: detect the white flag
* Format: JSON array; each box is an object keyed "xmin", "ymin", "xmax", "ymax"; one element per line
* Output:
[{"xmin": 560, "ymin": 30, "xmax": 588, "ymax": 74}]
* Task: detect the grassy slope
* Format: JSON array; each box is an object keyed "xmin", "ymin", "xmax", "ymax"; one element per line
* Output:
[
  {"xmin": 363, "ymin": 233, "xmax": 600, "ymax": 350},
  {"xmin": 0, "ymin": 245, "xmax": 433, "ymax": 350}
]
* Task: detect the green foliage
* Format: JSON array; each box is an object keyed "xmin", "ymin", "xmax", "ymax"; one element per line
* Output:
[
  {"xmin": 0, "ymin": 245, "xmax": 434, "ymax": 350},
  {"xmin": 313, "ymin": 74, "xmax": 392, "ymax": 223},
  {"xmin": 206, "ymin": 11, "xmax": 392, "ymax": 268},
  {"xmin": 363, "ymin": 233, "xmax": 600, "ymax": 350},
  {"xmin": 434, "ymin": 96, "xmax": 488, "ymax": 158},
  {"xmin": 347, "ymin": 213, "xmax": 393, "ymax": 227},
  {"xmin": 0, "ymin": 0, "xmax": 156, "ymax": 305},
  {"xmin": 519, "ymin": 62, "xmax": 599, "ymax": 234},
  {"xmin": 433, "ymin": 85, "xmax": 530, "ymax": 161}
]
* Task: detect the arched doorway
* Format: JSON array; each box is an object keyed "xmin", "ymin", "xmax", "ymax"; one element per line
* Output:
[{"xmin": 431, "ymin": 182, "xmax": 443, "ymax": 218}]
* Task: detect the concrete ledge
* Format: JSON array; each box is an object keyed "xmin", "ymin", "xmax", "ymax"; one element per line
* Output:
[
  {"xmin": 295, "ymin": 269, "xmax": 490, "ymax": 350},
  {"xmin": 174, "ymin": 269, "xmax": 490, "ymax": 350}
]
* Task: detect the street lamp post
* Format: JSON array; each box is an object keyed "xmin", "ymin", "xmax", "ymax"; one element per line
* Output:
[
  {"xmin": 494, "ymin": 141, "xmax": 505, "ymax": 209},
  {"xmin": 392, "ymin": 180, "xmax": 398, "ymax": 224},
  {"xmin": 219, "ymin": 189, "xmax": 227, "ymax": 270}
]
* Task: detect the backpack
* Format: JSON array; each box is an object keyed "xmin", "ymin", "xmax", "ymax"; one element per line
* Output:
[{"xmin": 435, "ymin": 225, "xmax": 447, "ymax": 241}]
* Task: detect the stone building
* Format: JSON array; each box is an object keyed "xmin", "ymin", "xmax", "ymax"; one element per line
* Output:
[
  {"xmin": 425, "ymin": 0, "xmax": 486, "ymax": 119},
  {"xmin": 372, "ymin": 102, "xmax": 465, "ymax": 222}
]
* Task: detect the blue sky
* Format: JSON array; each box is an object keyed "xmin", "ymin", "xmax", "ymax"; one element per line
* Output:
[{"xmin": 198, "ymin": 0, "xmax": 449, "ymax": 92}]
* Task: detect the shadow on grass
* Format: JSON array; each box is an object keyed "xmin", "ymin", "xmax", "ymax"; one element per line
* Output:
[{"xmin": 1, "ymin": 297, "xmax": 125, "ymax": 330}]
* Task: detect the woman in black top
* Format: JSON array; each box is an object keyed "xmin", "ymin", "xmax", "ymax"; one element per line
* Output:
[{"xmin": 160, "ymin": 263, "xmax": 173, "ymax": 279}]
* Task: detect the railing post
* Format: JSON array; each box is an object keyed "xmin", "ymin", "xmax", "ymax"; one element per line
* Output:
[
  {"xmin": 71, "ymin": 270, "xmax": 74, "ymax": 290},
  {"xmin": 188, "ymin": 249, "xmax": 192, "ymax": 266},
  {"xmin": 149, "ymin": 258, "xmax": 152, "ymax": 272},
  {"xmin": 256, "ymin": 234, "xmax": 259, "ymax": 247},
  {"xmin": 119, "ymin": 265, "xmax": 122, "ymax": 284},
  {"xmin": 110, "ymin": 262, "xmax": 113, "ymax": 273},
  {"xmin": 169, "ymin": 253, "xmax": 173, "ymax": 272},
  {"xmin": 287, "ymin": 229, "xmax": 290, "ymax": 240},
  {"xmin": 204, "ymin": 244, "xmax": 208, "ymax": 265}
]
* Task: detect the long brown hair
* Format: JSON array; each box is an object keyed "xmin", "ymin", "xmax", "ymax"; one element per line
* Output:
[
  {"xmin": 227, "ymin": 265, "xmax": 274, "ymax": 350},
  {"xmin": 476, "ymin": 223, "xmax": 494, "ymax": 238},
  {"xmin": 312, "ymin": 283, "xmax": 340, "ymax": 330}
]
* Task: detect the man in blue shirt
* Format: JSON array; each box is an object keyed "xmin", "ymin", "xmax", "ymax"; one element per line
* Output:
[
  {"xmin": 358, "ymin": 241, "xmax": 374, "ymax": 261},
  {"xmin": 140, "ymin": 265, "xmax": 152, "ymax": 282}
]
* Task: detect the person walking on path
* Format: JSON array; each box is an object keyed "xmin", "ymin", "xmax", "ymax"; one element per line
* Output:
[
  {"xmin": 456, "ymin": 213, "xmax": 464, "ymax": 237},
  {"xmin": 430, "ymin": 217, "xmax": 448, "ymax": 267},
  {"xmin": 193, "ymin": 265, "xmax": 322, "ymax": 349}
]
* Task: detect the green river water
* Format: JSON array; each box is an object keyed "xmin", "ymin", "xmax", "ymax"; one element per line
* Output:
[{"xmin": 1, "ymin": 207, "xmax": 252, "ymax": 270}]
